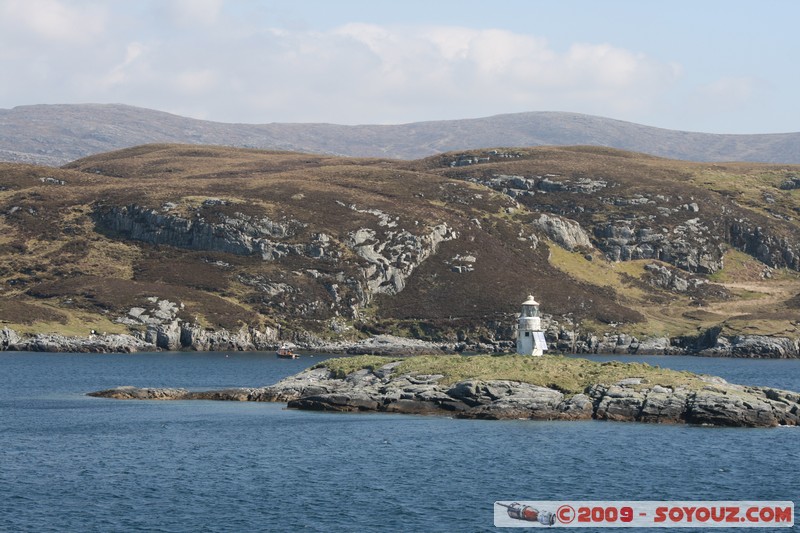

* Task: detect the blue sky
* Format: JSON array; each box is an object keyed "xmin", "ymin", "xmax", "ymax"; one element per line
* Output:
[{"xmin": 0, "ymin": 0, "xmax": 796, "ymax": 133}]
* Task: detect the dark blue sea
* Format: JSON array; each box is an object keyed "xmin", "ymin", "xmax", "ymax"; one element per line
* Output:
[{"xmin": 1, "ymin": 352, "xmax": 798, "ymax": 532}]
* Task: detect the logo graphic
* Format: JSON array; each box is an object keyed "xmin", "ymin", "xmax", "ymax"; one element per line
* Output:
[
  {"xmin": 496, "ymin": 502, "xmax": 556, "ymax": 526},
  {"xmin": 494, "ymin": 501, "xmax": 793, "ymax": 528},
  {"xmin": 557, "ymin": 504, "xmax": 576, "ymax": 524}
]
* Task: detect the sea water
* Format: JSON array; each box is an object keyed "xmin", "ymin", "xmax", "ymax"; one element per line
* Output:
[{"xmin": 1, "ymin": 352, "xmax": 798, "ymax": 532}]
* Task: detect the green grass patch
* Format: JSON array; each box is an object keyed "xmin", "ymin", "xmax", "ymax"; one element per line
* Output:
[
  {"xmin": 548, "ymin": 244, "xmax": 618, "ymax": 287},
  {"xmin": 318, "ymin": 354, "xmax": 707, "ymax": 394},
  {"xmin": 8, "ymin": 312, "xmax": 130, "ymax": 336},
  {"xmin": 314, "ymin": 355, "xmax": 401, "ymax": 378},
  {"xmin": 708, "ymin": 249, "xmax": 766, "ymax": 283},
  {"xmin": 547, "ymin": 246, "xmax": 650, "ymax": 304}
]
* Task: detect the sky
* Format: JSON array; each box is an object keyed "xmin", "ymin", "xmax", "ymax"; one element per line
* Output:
[{"xmin": 0, "ymin": 0, "xmax": 797, "ymax": 134}]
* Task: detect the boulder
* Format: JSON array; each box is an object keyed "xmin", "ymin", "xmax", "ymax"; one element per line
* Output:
[
  {"xmin": 533, "ymin": 214, "xmax": 592, "ymax": 251},
  {"xmin": 0, "ymin": 327, "xmax": 21, "ymax": 349}
]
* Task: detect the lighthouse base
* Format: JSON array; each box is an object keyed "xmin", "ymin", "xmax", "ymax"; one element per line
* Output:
[{"xmin": 516, "ymin": 330, "xmax": 546, "ymax": 356}]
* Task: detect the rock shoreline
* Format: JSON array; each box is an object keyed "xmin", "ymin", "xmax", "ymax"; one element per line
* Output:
[
  {"xmin": 3, "ymin": 326, "xmax": 800, "ymax": 358},
  {"xmin": 89, "ymin": 360, "xmax": 800, "ymax": 428}
]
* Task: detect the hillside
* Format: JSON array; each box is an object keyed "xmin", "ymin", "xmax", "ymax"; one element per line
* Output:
[
  {"xmin": 2, "ymin": 144, "xmax": 800, "ymax": 355},
  {"xmin": 2, "ymin": 104, "xmax": 800, "ymax": 166}
]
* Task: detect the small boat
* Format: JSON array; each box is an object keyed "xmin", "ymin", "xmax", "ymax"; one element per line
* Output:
[{"xmin": 276, "ymin": 344, "xmax": 299, "ymax": 359}]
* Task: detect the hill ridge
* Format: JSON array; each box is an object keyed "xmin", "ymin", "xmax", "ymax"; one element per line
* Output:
[{"xmin": 1, "ymin": 103, "xmax": 799, "ymax": 166}]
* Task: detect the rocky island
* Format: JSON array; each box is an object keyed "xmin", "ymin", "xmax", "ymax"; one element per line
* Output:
[{"xmin": 89, "ymin": 355, "xmax": 800, "ymax": 428}]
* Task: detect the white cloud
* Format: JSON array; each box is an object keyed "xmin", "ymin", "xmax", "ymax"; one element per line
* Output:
[
  {"xmin": 165, "ymin": 0, "xmax": 223, "ymax": 26},
  {"xmin": 0, "ymin": 0, "xmax": 106, "ymax": 44},
  {"xmin": 695, "ymin": 77, "xmax": 761, "ymax": 110},
  {"xmin": 0, "ymin": 7, "xmax": 681, "ymax": 125},
  {"xmin": 249, "ymin": 24, "xmax": 680, "ymax": 123},
  {"xmin": 100, "ymin": 42, "xmax": 149, "ymax": 89},
  {"xmin": 171, "ymin": 69, "xmax": 219, "ymax": 94}
]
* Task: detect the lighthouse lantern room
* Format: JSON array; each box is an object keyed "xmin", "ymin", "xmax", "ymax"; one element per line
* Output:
[{"xmin": 516, "ymin": 295, "xmax": 547, "ymax": 356}]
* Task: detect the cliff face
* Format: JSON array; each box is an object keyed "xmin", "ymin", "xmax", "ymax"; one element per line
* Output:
[
  {"xmin": 728, "ymin": 220, "xmax": 800, "ymax": 270},
  {"xmin": 1, "ymin": 144, "xmax": 800, "ymax": 354},
  {"xmin": 94, "ymin": 204, "xmax": 310, "ymax": 260}
]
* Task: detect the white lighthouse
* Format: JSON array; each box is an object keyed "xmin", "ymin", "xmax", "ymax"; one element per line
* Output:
[{"xmin": 516, "ymin": 295, "xmax": 547, "ymax": 356}]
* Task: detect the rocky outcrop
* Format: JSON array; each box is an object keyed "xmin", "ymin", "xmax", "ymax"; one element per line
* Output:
[
  {"xmin": 347, "ymin": 220, "xmax": 457, "ymax": 295},
  {"xmin": 312, "ymin": 334, "xmax": 454, "ymax": 355},
  {"xmin": 643, "ymin": 263, "xmax": 708, "ymax": 293},
  {"xmin": 544, "ymin": 322, "xmax": 683, "ymax": 355},
  {"xmin": 728, "ymin": 220, "xmax": 800, "ymax": 271},
  {"xmin": 88, "ymin": 386, "xmax": 192, "ymax": 400},
  {"xmin": 587, "ymin": 378, "xmax": 799, "ymax": 427},
  {"xmin": 460, "ymin": 165, "xmax": 800, "ymax": 279},
  {"xmin": 576, "ymin": 334, "xmax": 683, "ymax": 355},
  {"xmin": 532, "ymin": 214, "xmax": 592, "ymax": 251},
  {"xmin": 0, "ymin": 323, "xmax": 280, "ymax": 353},
  {"xmin": 1, "ymin": 328, "xmax": 154, "ymax": 353},
  {"xmin": 93, "ymin": 203, "xmax": 315, "ymax": 261},
  {"xmin": 464, "ymin": 173, "xmax": 608, "ymax": 199},
  {"xmin": 593, "ymin": 220, "xmax": 725, "ymax": 274},
  {"xmin": 0, "ymin": 327, "xmax": 22, "ymax": 349},
  {"xmin": 779, "ymin": 175, "xmax": 800, "ymax": 190},
  {"xmin": 697, "ymin": 334, "xmax": 800, "ymax": 358},
  {"xmin": 175, "ymin": 323, "xmax": 279, "ymax": 351},
  {"xmin": 89, "ymin": 362, "xmax": 800, "ymax": 428}
]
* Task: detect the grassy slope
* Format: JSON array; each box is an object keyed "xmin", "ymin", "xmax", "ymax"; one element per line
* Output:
[{"xmin": 318, "ymin": 354, "xmax": 707, "ymax": 394}]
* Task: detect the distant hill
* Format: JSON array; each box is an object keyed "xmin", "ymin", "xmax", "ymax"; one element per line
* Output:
[
  {"xmin": 2, "ymin": 143, "xmax": 800, "ymax": 354},
  {"xmin": 1, "ymin": 103, "xmax": 799, "ymax": 166}
]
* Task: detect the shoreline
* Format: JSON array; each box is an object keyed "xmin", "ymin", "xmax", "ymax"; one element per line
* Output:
[{"xmin": 2, "ymin": 326, "xmax": 800, "ymax": 358}]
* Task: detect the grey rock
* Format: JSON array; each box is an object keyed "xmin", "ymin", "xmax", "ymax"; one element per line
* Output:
[
  {"xmin": 533, "ymin": 214, "xmax": 592, "ymax": 251},
  {"xmin": 329, "ymin": 334, "xmax": 450, "ymax": 355},
  {"xmin": 177, "ymin": 323, "xmax": 279, "ymax": 351},
  {"xmin": 644, "ymin": 263, "xmax": 708, "ymax": 293},
  {"xmin": 155, "ymin": 321, "xmax": 182, "ymax": 350},
  {"xmin": 685, "ymin": 387, "xmax": 776, "ymax": 427},
  {"xmin": 729, "ymin": 220, "xmax": 800, "ymax": 271},
  {"xmin": 638, "ymin": 388, "xmax": 689, "ymax": 423},
  {"xmin": 88, "ymin": 386, "xmax": 189, "ymax": 400},
  {"xmin": 591, "ymin": 384, "xmax": 646, "ymax": 421},
  {"xmin": 383, "ymin": 399, "xmax": 457, "ymax": 414},
  {"xmin": 6, "ymin": 332, "xmax": 155, "ymax": 353},
  {"xmin": 289, "ymin": 392, "xmax": 381, "ymax": 412},
  {"xmin": 94, "ymin": 203, "xmax": 306, "ymax": 260},
  {"xmin": 779, "ymin": 176, "xmax": 800, "ymax": 190},
  {"xmin": 593, "ymin": 221, "xmax": 725, "ymax": 274},
  {"xmin": 0, "ymin": 327, "xmax": 22, "ymax": 349},
  {"xmin": 348, "ymin": 222, "xmax": 457, "ymax": 295},
  {"xmin": 698, "ymin": 333, "xmax": 799, "ymax": 358}
]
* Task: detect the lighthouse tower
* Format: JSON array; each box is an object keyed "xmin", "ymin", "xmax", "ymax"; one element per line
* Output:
[{"xmin": 516, "ymin": 295, "xmax": 547, "ymax": 356}]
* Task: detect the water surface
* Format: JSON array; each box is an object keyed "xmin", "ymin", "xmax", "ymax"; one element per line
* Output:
[{"xmin": 1, "ymin": 352, "xmax": 798, "ymax": 532}]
